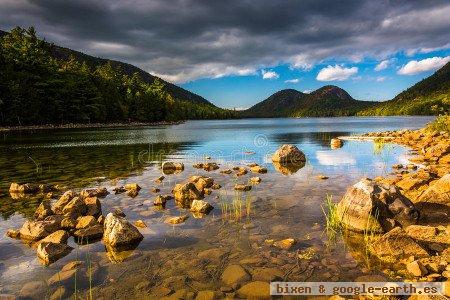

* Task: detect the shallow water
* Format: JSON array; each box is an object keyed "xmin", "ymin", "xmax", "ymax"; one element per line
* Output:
[{"xmin": 0, "ymin": 116, "xmax": 434, "ymax": 298}]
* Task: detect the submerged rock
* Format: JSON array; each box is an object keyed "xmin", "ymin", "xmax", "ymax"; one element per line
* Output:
[
  {"xmin": 103, "ymin": 213, "xmax": 143, "ymax": 248},
  {"xmin": 236, "ymin": 281, "xmax": 270, "ymax": 299},
  {"xmin": 221, "ymin": 264, "xmax": 251, "ymax": 288},
  {"xmin": 165, "ymin": 215, "xmax": 189, "ymax": 224},
  {"xmin": 336, "ymin": 178, "xmax": 419, "ymax": 233},
  {"xmin": 250, "ymin": 165, "xmax": 267, "ymax": 174},
  {"xmin": 80, "ymin": 187, "xmax": 108, "ymax": 198},
  {"xmin": 234, "ymin": 184, "xmax": 252, "ymax": 192},
  {"xmin": 271, "ymin": 144, "xmax": 306, "ymax": 164},
  {"xmin": 190, "ymin": 200, "xmax": 214, "ymax": 214},
  {"xmin": 273, "ymin": 238, "xmax": 296, "ymax": 250},
  {"xmin": 162, "ymin": 162, "xmax": 185, "ymax": 174},
  {"xmin": 37, "ymin": 242, "xmax": 73, "ymax": 265}
]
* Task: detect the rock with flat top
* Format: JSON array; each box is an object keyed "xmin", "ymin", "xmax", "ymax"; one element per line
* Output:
[
  {"xmin": 37, "ymin": 230, "xmax": 69, "ymax": 245},
  {"xmin": 80, "ymin": 187, "xmax": 108, "ymax": 198},
  {"xmin": 76, "ymin": 216, "xmax": 98, "ymax": 229}
]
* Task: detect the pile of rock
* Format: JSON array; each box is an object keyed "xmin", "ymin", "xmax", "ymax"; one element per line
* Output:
[
  {"xmin": 172, "ymin": 175, "xmax": 215, "ymax": 214},
  {"xmin": 7, "ymin": 186, "xmax": 144, "ymax": 265},
  {"xmin": 161, "ymin": 161, "xmax": 185, "ymax": 174},
  {"xmin": 193, "ymin": 162, "xmax": 219, "ymax": 171}
]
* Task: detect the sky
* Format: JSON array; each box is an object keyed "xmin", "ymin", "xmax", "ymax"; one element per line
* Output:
[{"xmin": 1, "ymin": 0, "xmax": 449, "ymax": 109}]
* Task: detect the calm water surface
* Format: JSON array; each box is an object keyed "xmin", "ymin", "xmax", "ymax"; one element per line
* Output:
[{"xmin": 0, "ymin": 117, "xmax": 434, "ymax": 298}]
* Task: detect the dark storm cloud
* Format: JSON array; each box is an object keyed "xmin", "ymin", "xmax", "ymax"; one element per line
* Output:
[{"xmin": 1, "ymin": 0, "xmax": 449, "ymax": 82}]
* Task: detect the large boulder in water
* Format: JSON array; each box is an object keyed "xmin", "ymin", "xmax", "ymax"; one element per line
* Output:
[
  {"xmin": 271, "ymin": 144, "xmax": 306, "ymax": 164},
  {"xmin": 103, "ymin": 213, "xmax": 143, "ymax": 248},
  {"xmin": 336, "ymin": 178, "xmax": 419, "ymax": 233},
  {"xmin": 417, "ymin": 173, "xmax": 450, "ymax": 206}
]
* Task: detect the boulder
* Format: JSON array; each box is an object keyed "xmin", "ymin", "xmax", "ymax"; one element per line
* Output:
[
  {"xmin": 190, "ymin": 200, "xmax": 214, "ymax": 214},
  {"xmin": 52, "ymin": 190, "xmax": 77, "ymax": 214},
  {"xmin": 61, "ymin": 217, "xmax": 77, "ymax": 230},
  {"xmin": 19, "ymin": 220, "xmax": 59, "ymax": 241},
  {"xmin": 37, "ymin": 242, "xmax": 73, "ymax": 265},
  {"xmin": 417, "ymin": 174, "xmax": 450, "ymax": 206},
  {"xmin": 73, "ymin": 224, "xmax": 104, "ymax": 243},
  {"xmin": 330, "ymin": 138, "xmax": 343, "ymax": 149},
  {"xmin": 103, "ymin": 213, "xmax": 143, "ymax": 248},
  {"xmin": 336, "ymin": 178, "xmax": 419, "ymax": 233},
  {"xmin": 189, "ymin": 176, "xmax": 214, "ymax": 191},
  {"xmin": 9, "ymin": 183, "xmax": 39, "ymax": 194},
  {"xmin": 6, "ymin": 229, "xmax": 20, "ymax": 239},
  {"xmin": 173, "ymin": 182, "xmax": 203, "ymax": 207},
  {"xmin": 124, "ymin": 183, "xmax": 141, "ymax": 191},
  {"xmin": 62, "ymin": 197, "xmax": 86, "ymax": 217},
  {"xmin": 407, "ymin": 260, "xmax": 428, "ymax": 277},
  {"xmin": 250, "ymin": 177, "xmax": 262, "ymax": 184},
  {"xmin": 37, "ymin": 230, "xmax": 69, "ymax": 245},
  {"xmin": 405, "ymin": 225, "xmax": 450, "ymax": 245},
  {"xmin": 250, "ymin": 165, "xmax": 267, "ymax": 174},
  {"xmin": 162, "ymin": 162, "xmax": 185, "ymax": 174},
  {"xmin": 79, "ymin": 187, "xmax": 108, "ymax": 198},
  {"xmin": 34, "ymin": 201, "xmax": 53, "ymax": 220},
  {"xmin": 81, "ymin": 197, "xmax": 101, "ymax": 218},
  {"xmin": 372, "ymin": 227, "xmax": 429, "ymax": 261},
  {"xmin": 271, "ymin": 144, "xmax": 306, "ymax": 164},
  {"xmin": 76, "ymin": 216, "xmax": 98, "ymax": 229}
]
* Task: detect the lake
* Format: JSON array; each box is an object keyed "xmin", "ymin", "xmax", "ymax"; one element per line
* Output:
[{"xmin": 0, "ymin": 116, "xmax": 434, "ymax": 298}]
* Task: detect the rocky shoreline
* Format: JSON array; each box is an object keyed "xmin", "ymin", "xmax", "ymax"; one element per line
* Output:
[
  {"xmin": 335, "ymin": 125, "xmax": 450, "ymax": 288},
  {"xmin": 0, "ymin": 120, "xmax": 184, "ymax": 132}
]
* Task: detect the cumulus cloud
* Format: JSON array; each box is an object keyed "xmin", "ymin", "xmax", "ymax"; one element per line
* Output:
[
  {"xmin": 261, "ymin": 69, "xmax": 279, "ymax": 80},
  {"xmin": 0, "ymin": 0, "xmax": 449, "ymax": 83},
  {"xmin": 285, "ymin": 78, "xmax": 299, "ymax": 83},
  {"xmin": 316, "ymin": 65, "xmax": 358, "ymax": 81},
  {"xmin": 375, "ymin": 60, "xmax": 389, "ymax": 71},
  {"xmin": 376, "ymin": 76, "xmax": 386, "ymax": 82},
  {"xmin": 398, "ymin": 56, "xmax": 450, "ymax": 75}
]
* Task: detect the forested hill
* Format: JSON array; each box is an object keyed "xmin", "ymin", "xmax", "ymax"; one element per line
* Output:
[
  {"xmin": 0, "ymin": 27, "xmax": 235, "ymax": 126},
  {"xmin": 242, "ymin": 86, "xmax": 377, "ymax": 117},
  {"xmin": 359, "ymin": 62, "xmax": 450, "ymax": 116}
]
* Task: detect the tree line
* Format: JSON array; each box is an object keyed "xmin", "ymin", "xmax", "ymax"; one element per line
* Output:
[{"xmin": 0, "ymin": 27, "xmax": 236, "ymax": 126}]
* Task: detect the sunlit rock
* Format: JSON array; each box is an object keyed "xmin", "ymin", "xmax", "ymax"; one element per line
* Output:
[
  {"xmin": 103, "ymin": 213, "xmax": 143, "ymax": 248},
  {"xmin": 417, "ymin": 173, "xmax": 450, "ymax": 206},
  {"xmin": 234, "ymin": 184, "xmax": 252, "ymax": 191},
  {"xmin": 52, "ymin": 190, "xmax": 77, "ymax": 214},
  {"xmin": 19, "ymin": 220, "xmax": 59, "ymax": 241},
  {"xmin": 330, "ymin": 138, "xmax": 343, "ymax": 149},
  {"xmin": 34, "ymin": 201, "xmax": 53, "ymax": 220},
  {"xmin": 80, "ymin": 187, "xmax": 108, "ymax": 198},
  {"xmin": 190, "ymin": 199, "xmax": 213, "ymax": 214},
  {"xmin": 271, "ymin": 144, "xmax": 306, "ymax": 164},
  {"xmin": 162, "ymin": 161, "xmax": 184, "ymax": 174},
  {"xmin": 165, "ymin": 215, "xmax": 189, "ymax": 224},
  {"xmin": 336, "ymin": 178, "xmax": 419, "ymax": 233},
  {"xmin": 173, "ymin": 182, "xmax": 203, "ymax": 207}
]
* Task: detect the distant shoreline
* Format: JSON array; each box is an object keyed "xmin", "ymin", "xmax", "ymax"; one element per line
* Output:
[{"xmin": 0, "ymin": 120, "xmax": 184, "ymax": 132}]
